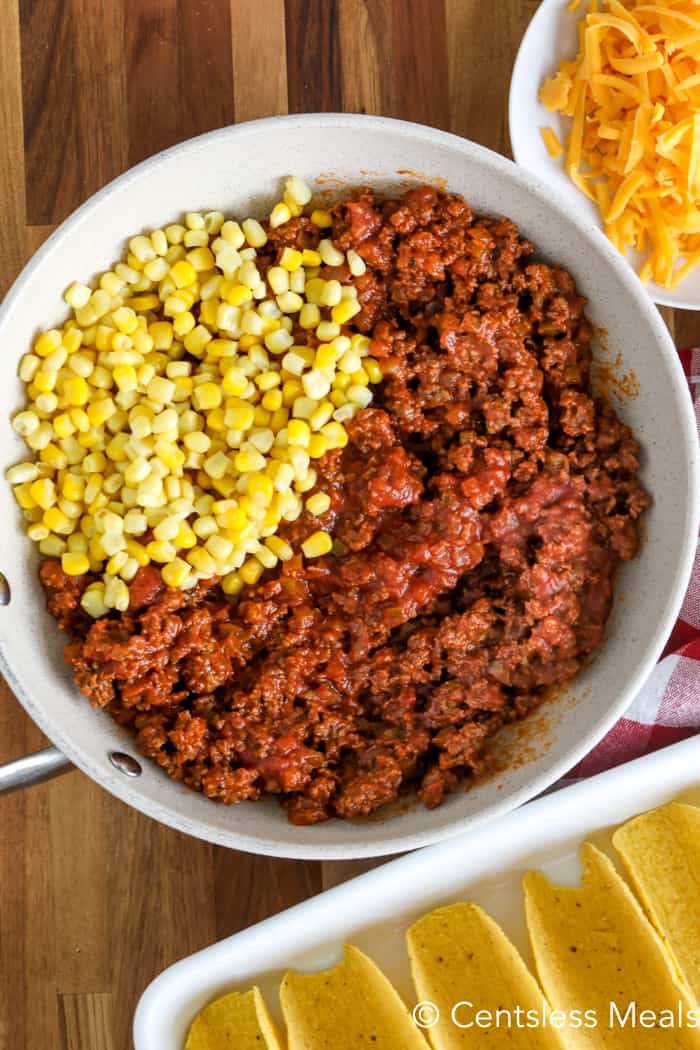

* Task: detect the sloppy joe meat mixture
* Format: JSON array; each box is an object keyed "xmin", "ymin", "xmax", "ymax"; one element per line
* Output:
[{"xmin": 40, "ymin": 185, "xmax": 648, "ymax": 824}]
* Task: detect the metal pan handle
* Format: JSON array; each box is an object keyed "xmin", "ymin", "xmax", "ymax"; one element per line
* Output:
[
  {"xmin": 0, "ymin": 571, "xmax": 74, "ymax": 793},
  {"xmin": 0, "ymin": 747, "xmax": 73, "ymax": 795}
]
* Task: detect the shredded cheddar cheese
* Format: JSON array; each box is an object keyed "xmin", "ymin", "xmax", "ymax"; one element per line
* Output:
[
  {"xmin": 541, "ymin": 0, "xmax": 700, "ymax": 289},
  {"xmin": 540, "ymin": 126, "xmax": 565, "ymax": 157}
]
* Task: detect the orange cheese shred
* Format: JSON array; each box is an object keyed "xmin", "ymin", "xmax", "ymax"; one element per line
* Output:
[
  {"xmin": 539, "ymin": 0, "xmax": 700, "ymax": 288},
  {"xmin": 540, "ymin": 126, "xmax": 565, "ymax": 157}
]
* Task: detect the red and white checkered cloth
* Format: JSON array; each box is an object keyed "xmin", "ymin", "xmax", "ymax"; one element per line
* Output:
[{"xmin": 563, "ymin": 347, "xmax": 700, "ymax": 781}]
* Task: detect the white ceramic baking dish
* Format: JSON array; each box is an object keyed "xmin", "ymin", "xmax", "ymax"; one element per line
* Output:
[{"xmin": 134, "ymin": 734, "xmax": 700, "ymax": 1048}]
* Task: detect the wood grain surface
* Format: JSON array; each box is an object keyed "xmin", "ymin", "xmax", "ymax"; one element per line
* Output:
[{"xmin": 1, "ymin": 2, "xmax": 698, "ymax": 1048}]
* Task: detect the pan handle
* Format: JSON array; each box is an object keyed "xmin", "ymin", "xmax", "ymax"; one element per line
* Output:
[{"xmin": 0, "ymin": 747, "xmax": 73, "ymax": 795}]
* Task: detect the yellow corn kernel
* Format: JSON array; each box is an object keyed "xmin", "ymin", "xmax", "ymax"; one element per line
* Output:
[
  {"xmin": 161, "ymin": 558, "xmax": 191, "ymax": 588},
  {"xmin": 301, "ymin": 248, "xmax": 322, "ymax": 267},
  {"xmin": 39, "ymin": 443, "xmax": 68, "ymax": 471},
  {"xmin": 247, "ymin": 474, "xmax": 274, "ymax": 505},
  {"xmin": 221, "ymin": 571, "xmax": 243, "ymax": 595},
  {"xmin": 224, "ymin": 284, "xmax": 251, "ymax": 307},
  {"xmin": 104, "ymin": 575, "xmax": 130, "ymax": 611},
  {"xmin": 183, "ymin": 430, "xmax": 211, "ymax": 454},
  {"xmin": 126, "ymin": 539, "xmax": 150, "ymax": 566},
  {"xmin": 63, "ymin": 375, "xmax": 89, "ymax": 406},
  {"xmin": 62, "ymin": 328, "xmax": 84, "ymax": 354},
  {"xmin": 303, "ymin": 278, "xmax": 325, "ymax": 306},
  {"xmin": 269, "ymin": 203, "xmax": 292, "ymax": 228},
  {"xmin": 164, "ymin": 223, "xmax": 185, "ymax": 245},
  {"xmin": 19, "ymin": 353, "xmax": 40, "ymax": 382},
  {"xmin": 61, "ymin": 551, "xmax": 90, "ymax": 576},
  {"xmin": 306, "ymin": 491, "xmax": 331, "ymax": 516},
  {"xmin": 146, "ymin": 376, "xmax": 175, "ymax": 405},
  {"xmin": 217, "ymin": 505, "xmax": 248, "ymax": 530},
  {"xmin": 311, "ymin": 209, "xmax": 332, "ymax": 228},
  {"xmin": 363, "ymin": 357, "xmax": 383, "ymax": 383},
  {"xmin": 225, "ymin": 398, "xmax": 255, "ymax": 430},
  {"xmin": 62, "ymin": 474, "xmax": 85, "ymax": 501},
  {"xmin": 6, "ymin": 462, "xmax": 39, "ymax": 485},
  {"xmin": 308, "ymin": 433, "xmax": 329, "ymax": 459},
  {"xmin": 149, "ymin": 321, "xmax": 174, "ymax": 350},
  {"xmin": 52, "ymin": 412, "xmax": 75, "ymax": 439},
  {"xmin": 35, "ymin": 330, "xmax": 63, "ymax": 357},
  {"xmin": 261, "ymin": 388, "xmax": 283, "ymax": 412},
  {"xmin": 14, "ymin": 483, "xmax": 37, "ymax": 510},
  {"xmin": 186, "ymin": 246, "xmax": 215, "ymax": 272},
  {"xmin": 106, "ymin": 551, "xmax": 128, "ymax": 575},
  {"xmin": 288, "ymin": 419, "xmax": 310, "ymax": 447},
  {"xmin": 187, "ymin": 546, "xmax": 216, "ymax": 577},
  {"xmin": 44, "ymin": 507, "xmax": 72, "ymax": 534},
  {"xmin": 154, "ymin": 440, "xmax": 185, "ymax": 474},
  {"xmin": 34, "ymin": 370, "xmax": 57, "ymax": 393},
  {"xmin": 284, "ymin": 175, "xmax": 312, "ymax": 207},
  {"xmin": 112, "ymin": 306, "xmax": 139, "ymax": 334},
  {"xmin": 234, "ymin": 450, "xmax": 266, "ymax": 473},
  {"xmin": 331, "ymin": 298, "xmax": 362, "ymax": 325},
  {"xmin": 39, "ymin": 535, "xmax": 67, "ymax": 557},
  {"xmin": 220, "ymin": 220, "xmax": 244, "ymax": 248},
  {"xmin": 242, "ymin": 218, "xmax": 267, "ymax": 248},
  {"xmin": 87, "ymin": 398, "xmax": 116, "ymax": 426},
  {"xmin": 170, "ymin": 259, "xmax": 196, "ymax": 288},
  {"xmin": 192, "ymin": 382, "xmax": 221, "ymax": 411},
  {"xmin": 205, "ymin": 407, "xmax": 226, "ymax": 433},
  {"xmin": 175, "ymin": 521, "xmax": 197, "ymax": 549},
  {"xmin": 346, "ymin": 249, "xmax": 367, "ymax": 276},
  {"xmin": 279, "ymin": 247, "xmax": 303, "ymax": 272},
  {"xmin": 202, "ymin": 451, "xmax": 230, "ymax": 480},
  {"xmin": 301, "ymin": 530, "xmax": 333, "ymax": 558},
  {"xmin": 81, "ymin": 583, "xmax": 108, "ymax": 618},
  {"xmin": 267, "ymin": 267, "xmax": 289, "ymax": 296},
  {"xmin": 27, "ymin": 522, "xmax": 49, "ymax": 542},
  {"xmin": 127, "ymin": 294, "xmax": 161, "ymax": 311},
  {"xmin": 119, "ymin": 557, "xmax": 139, "ymax": 582},
  {"xmin": 64, "ymin": 282, "xmax": 91, "ymax": 310},
  {"xmin": 30, "ymin": 477, "xmax": 56, "ymax": 510},
  {"xmin": 182, "ymin": 325, "xmax": 212, "ymax": 357},
  {"xmin": 173, "ymin": 311, "xmax": 196, "ymax": 337},
  {"xmin": 264, "ymin": 535, "xmax": 293, "ymax": 561},
  {"xmin": 203, "ymin": 534, "xmax": 232, "ymax": 564},
  {"xmin": 321, "ymin": 421, "xmax": 348, "ymax": 449},
  {"xmin": 239, "ymin": 557, "xmax": 264, "ymax": 585},
  {"xmin": 146, "ymin": 540, "xmax": 176, "ymax": 563}
]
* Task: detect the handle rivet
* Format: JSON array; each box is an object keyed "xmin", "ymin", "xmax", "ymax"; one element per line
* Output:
[{"xmin": 109, "ymin": 751, "xmax": 142, "ymax": 777}]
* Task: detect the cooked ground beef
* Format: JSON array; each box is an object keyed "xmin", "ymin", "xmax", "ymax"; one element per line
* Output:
[{"xmin": 40, "ymin": 185, "xmax": 648, "ymax": 824}]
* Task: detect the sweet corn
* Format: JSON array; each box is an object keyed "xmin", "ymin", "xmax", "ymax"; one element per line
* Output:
[
  {"xmin": 269, "ymin": 203, "xmax": 291, "ymax": 228},
  {"xmin": 306, "ymin": 491, "xmax": 331, "ymax": 516},
  {"xmin": 81, "ymin": 583, "xmax": 108, "ymax": 618},
  {"xmin": 221, "ymin": 571, "xmax": 243, "ymax": 595},
  {"xmin": 62, "ymin": 551, "xmax": 90, "ymax": 576},
  {"xmin": 311, "ymin": 209, "xmax": 332, "ymax": 227},
  {"xmin": 242, "ymin": 219, "xmax": 267, "ymax": 248},
  {"xmin": 301, "ymin": 530, "xmax": 333, "ymax": 558},
  {"xmin": 347, "ymin": 249, "xmax": 366, "ymax": 276},
  {"xmin": 9, "ymin": 178, "xmax": 377, "ymax": 609},
  {"xmin": 239, "ymin": 557, "xmax": 264, "ymax": 585},
  {"xmin": 280, "ymin": 247, "xmax": 303, "ymax": 272},
  {"xmin": 332, "ymin": 299, "xmax": 362, "ymax": 325},
  {"xmin": 161, "ymin": 557, "xmax": 191, "ymax": 588}
]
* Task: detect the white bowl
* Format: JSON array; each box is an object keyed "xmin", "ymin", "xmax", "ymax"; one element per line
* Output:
[
  {"xmin": 509, "ymin": 0, "xmax": 700, "ymax": 310},
  {"xmin": 0, "ymin": 114, "xmax": 698, "ymax": 859}
]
